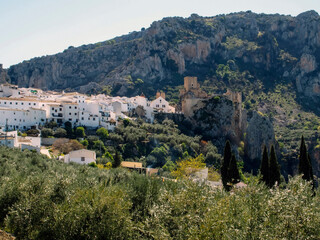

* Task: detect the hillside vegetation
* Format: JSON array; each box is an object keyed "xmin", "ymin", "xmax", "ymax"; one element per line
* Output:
[{"xmin": 1, "ymin": 147, "xmax": 320, "ymax": 239}]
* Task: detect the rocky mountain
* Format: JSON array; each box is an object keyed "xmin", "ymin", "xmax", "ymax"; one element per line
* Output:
[
  {"xmin": 1, "ymin": 11, "xmax": 319, "ymax": 103},
  {"xmin": 1, "ymin": 10, "xmax": 320, "ymax": 176}
]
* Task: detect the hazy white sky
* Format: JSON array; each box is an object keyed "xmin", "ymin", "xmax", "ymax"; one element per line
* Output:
[{"xmin": 0, "ymin": 0, "xmax": 319, "ymax": 68}]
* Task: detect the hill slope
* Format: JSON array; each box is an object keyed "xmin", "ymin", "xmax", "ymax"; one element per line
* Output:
[{"xmin": 1, "ymin": 11, "xmax": 320, "ymax": 175}]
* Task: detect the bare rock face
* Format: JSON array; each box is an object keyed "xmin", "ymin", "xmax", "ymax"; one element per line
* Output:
[
  {"xmin": 299, "ymin": 54, "xmax": 317, "ymax": 73},
  {"xmin": 245, "ymin": 112, "xmax": 276, "ymax": 162},
  {"xmin": 192, "ymin": 97, "xmax": 235, "ymax": 140}
]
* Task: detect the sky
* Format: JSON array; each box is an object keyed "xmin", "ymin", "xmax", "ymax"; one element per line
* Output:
[{"xmin": 0, "ymin": 0, "xmax": 319, "ymax": 68}]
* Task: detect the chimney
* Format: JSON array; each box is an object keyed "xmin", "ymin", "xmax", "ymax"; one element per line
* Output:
[
  {"xmin": 160, "ymin": 92, "xmax": 165, "ymax": 99},
  {"xmin": 156, "ymin": 91, "xmax": 161, "ymax": 99}
]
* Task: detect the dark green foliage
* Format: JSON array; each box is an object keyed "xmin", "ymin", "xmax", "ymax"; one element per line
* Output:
[
  {"xmin": 146, "ymin": 145, "xmax": 168, "ymax": 167},
  {"xmin": 26, "ymin": 128, "xmax": 40, "ymax": 137},
  {"xmin": 64, "ymin": 121, "xmax": 73, "ymax": 138},
  {"xmin": 101, "ymin": 119, "xmax": 219, "ymax": 168},
  {"xmin": 269, "ymin": 145, "xmax": 281, "ymax": 187},
  {"xmin": 44, "ymin": 120, "xmax": 57, "ymax": 129},
  {"xmin": 40, "ymin": 128, "xmax": 54, "ymax": 138},
  {"xmin": 54, "ymin": 128, "xmax": 67, "ymax": 138},
  {"xmin": 92, "ymin": 140, "xmax": 106, "ymax": 157},
  {"xmin": 260, "ymin": 145, "xmax": 269, "ymax": 185},
  {"xmin": 221, "ymin": 140, "xmax": 232, "ymax": 189},
  {"xmin": 75, "ymin": 126, "xmax": 86, "ymax": 138},
  {"xmin": 299, "ymin": 136, "xmax": 314, "ymax": 182},
  {"xmin": 80, "ymin": 139, "xmax": 88, "ymax": 147},
  {"xmin": 228, "ymin": 154, "xmax": 240, "ymax": 184},
  {"xmin": 123, "ymin": 118, "xmax": 131, "ymax": 127},
  {"xmin": 113, "ymin": 151, "xmax": 122, "ymax": 168},
  {"xmin": 96, "ymin": 127, "xmax": 109, "ymax": 142}
]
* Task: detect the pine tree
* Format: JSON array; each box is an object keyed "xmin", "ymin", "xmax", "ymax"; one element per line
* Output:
[
  {"xmin": 268, "ymin": 145, "xmax": 281, "ymax": 187},
  {"xmin": 260, "ymin": 145, "xmax": 269, "ymax": 186},
  {"xmin": 228, "ymin": 154, "xmax": 240, "ymax": 184},
  {"xmin": 221, "ymin": 140, "xmax": 232, "ymax": 189},
  {"xmin": 113, "ymin": 151, "xmax": 122, "ymax": 168},
  {"xmin": 298, "ymin": 136, "xmax": 313, "ymax": 181}
]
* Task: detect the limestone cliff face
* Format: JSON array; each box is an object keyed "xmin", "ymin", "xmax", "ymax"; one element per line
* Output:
[
  {"xmin": 192, "ymin": 97, "xmax": 235, "ymax": 141},
  {"xmin": 245, "ymin": 112, "xmax": 276, "ymax": 162},
  {"xmin": 1, "ymin": 10, "xmax": 319, "ymax": 108}
]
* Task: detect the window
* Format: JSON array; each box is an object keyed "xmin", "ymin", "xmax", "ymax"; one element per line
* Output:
[
  {"xmin": 21, "ymin": 103, "xmax": 23, "ymax": 105},
  {"xmin": 156, "ymin": 104, "xmax": 159, "ymax": 107},
  {"xmin": 81, "ymin": 157, "xmax": 85, "ymax": 162},
  {"xmin": 69, "ymin": 113, "xmax": 71, "ymax": 115},
  {"xmin": 10, "ymin": 102, "xmax": 12, "ymax": 104},
  {"xmin": 81, "ymin": 117, "xmax": 84, "ymax": 120},
  {"xmin": 74, "ymin": 113, "xmax": 77, "ymax": 115},
  {"xmin": 75, "ymin": 106, "xmax": 77, "ymax": 109},
  {"xmin": 34, "ymin": 103, "xmax": 36, "ymax": 106},
  {"xmin": 69, "ymin": 118, "xmax": 72, "ymax": 121},
  {"xmin": 59, "ymin": 108, "xmax": 62, "ymax": 111},
  {"xmin": 29, "ymin": 103, "xmax": 31, "ymax": 105},
  {"xmin": 15, "ymin": 102, "xmax": 18, "ymax": 105},
  {"xmin": 93, "ymin": 118, "xmax": 95, "ymax": 121},
  {"xmin": 52, "ymin": 107, "xmax": 54, "ymax": 110},
  {"xmin": 55, "ymin": 110, "xmax": 57, "ymax": 113},
  {"xmin": 160, "ymin": 100, "xmax": 162, "ymax": 103},
  {"xmin": 162, "ymin": 105, "xmax": 165, "ymax": 107},
  {"xmin": 4, "ymin": 102, "xmax": 6, "ymax": 104},
  {"xmin": 82, "ymin": 112, "xmax": 84, "ymax": 115},
  {"xmin": 69, "ymin": 106, "xmax": 71, "ymax": 109}
]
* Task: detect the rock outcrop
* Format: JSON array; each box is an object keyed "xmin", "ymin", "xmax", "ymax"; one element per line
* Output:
[{"xmin": 245, "ymin": 111, "xmax": 276, "ymax": 169}]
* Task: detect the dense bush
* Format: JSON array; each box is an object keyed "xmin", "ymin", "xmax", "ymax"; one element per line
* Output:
[{"xmin": 1, "ymin": 147, "xmax": 320, "ymax": 239}]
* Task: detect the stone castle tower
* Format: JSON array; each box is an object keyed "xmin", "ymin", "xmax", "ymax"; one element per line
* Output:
[
  {"xmin": 224, "ymin": 89, "xmax": 246, "ymax": 139},
  {"xmin": 179, "ymin": 77, "xmax": 208, "ymax": 117}
]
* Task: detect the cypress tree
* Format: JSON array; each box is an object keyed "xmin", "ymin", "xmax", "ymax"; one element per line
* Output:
[
  {"xmin": 299, "ymin": 136, "xmax": 313, "ymax": 181},
  {"xmin": 228, "ymin": 154, "xmax": 240, "ymax": 184},
  {"xmin": 221, "ymin": 140, "xmax": 232, "ymax": 189},
  {"xmin": 260, "ymin": 145, "xmax": 269, "ymax": 186},
  {"xmin": 268, "ymin": 145, "xmax": 281, "ymax": 187},
  {"xmin": 307, "ymin": 153, "xmax": 315, "ymax": 184},
  {"xmin": 113, "ymin": 151, "xmax": 122, "ymax": 168}
]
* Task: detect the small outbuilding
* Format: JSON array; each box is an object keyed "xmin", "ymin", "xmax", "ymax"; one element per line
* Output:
[{"xmin": 64, "ymin": 149, "xmax": 96, "ymax": 165}]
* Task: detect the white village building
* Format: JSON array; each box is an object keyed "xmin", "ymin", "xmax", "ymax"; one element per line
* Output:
[
  {"xmin": 0, "ymin": 84, "xmax": 175, "ymax": 131},
  {"xmin": 63, "ymin": 149, "xmax": 96, "ymax": 165}
]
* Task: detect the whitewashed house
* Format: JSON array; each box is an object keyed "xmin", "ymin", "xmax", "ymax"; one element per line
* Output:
[
  {"xmin": 0, "ymin": 107, "xmax": 46, "ymax": 130},
  {"xmin": 64, "ymin": 149, "xmax": 96, "ymax": 165}
]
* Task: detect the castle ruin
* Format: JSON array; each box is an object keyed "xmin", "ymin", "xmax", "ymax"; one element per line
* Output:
[
  {"xmin": 179, "ymin": 76, "xmax": 246, "ymax": 139},
  {"xmin": 179, "ymin": 76, "xmax": 208, "ymax": 117}
]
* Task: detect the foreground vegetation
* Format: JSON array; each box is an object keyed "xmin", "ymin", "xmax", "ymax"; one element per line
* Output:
[{"xmin": 1, "ymin": 147, "xmax": 320, "ymax": 239}]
